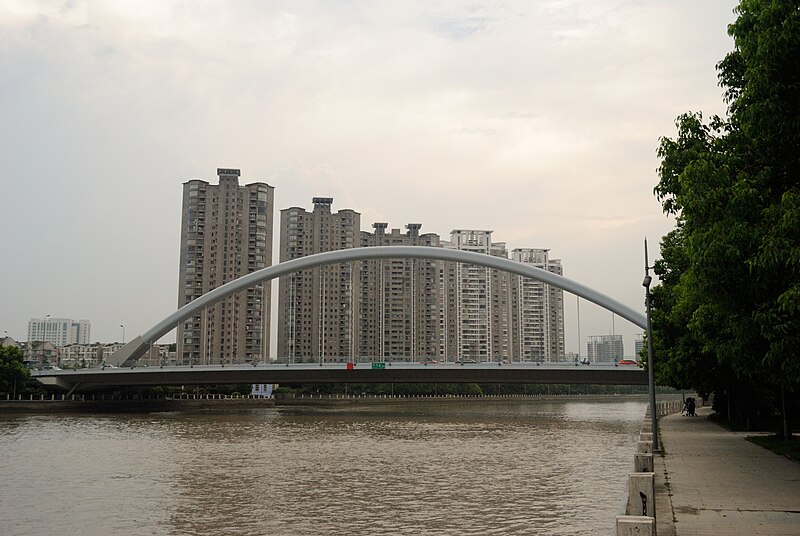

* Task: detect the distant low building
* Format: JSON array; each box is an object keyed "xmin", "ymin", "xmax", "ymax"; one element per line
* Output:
[
  {"xmin": 25, "ymin": 341, "xmax": 58, "ymax": 367},
  {"xmin": 251, "ymin": 384, "xmax": 273, "ymax": 397},
  {"xmin": 50, "ymin": 342, "xmax": 176, "ymax": 369},
  {"xmin": 587, "ymin": 335, "xmax": 624, "ymax": 363},
  {"xmin": 27, "ymin": 318, "xmax": 90, "ymax": 346},
  {"xmin": 133, "ymin": 344, "xmax": 175, "ymax": 367},
  {"xmin": 1, "ymin": 336, "xmax": 20, "ymax": 349},
  {"xmin": 60, "ymin": 344, "xmax": 102, "ymax": 368}
]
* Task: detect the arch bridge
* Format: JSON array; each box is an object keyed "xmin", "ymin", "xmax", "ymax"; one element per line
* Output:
[{"xmin": 109, "ymin": 246, "xmax": 645, "ymax": 367}]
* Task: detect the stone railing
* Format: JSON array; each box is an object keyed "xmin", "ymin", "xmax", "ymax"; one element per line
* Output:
[{"xmin": 615, "ymin": 399, "xmax": 683, "ymax": 535}]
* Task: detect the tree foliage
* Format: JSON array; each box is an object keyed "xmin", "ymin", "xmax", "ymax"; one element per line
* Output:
[
  {"xmin": 0, "ymin": 345, "xmax": 30, "ymax": 396},
  {"xmin": 652, "ymin": 0, "xmax": 800, "ymax": 425}
]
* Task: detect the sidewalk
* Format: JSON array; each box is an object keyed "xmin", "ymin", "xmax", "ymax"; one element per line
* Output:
[{"xmin": 656, "ymin": 405, "xmax": 800, "ymax": 535}]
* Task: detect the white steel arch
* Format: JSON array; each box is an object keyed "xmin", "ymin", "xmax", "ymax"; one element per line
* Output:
[{"xmin": 111, "ymin": 246, "xmax": 646, "ymax": 366}]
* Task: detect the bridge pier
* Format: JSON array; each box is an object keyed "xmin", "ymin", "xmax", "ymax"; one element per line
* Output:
[{"xmin": 65, "ymin": 383, "xmax": 81, "ymax": 398}]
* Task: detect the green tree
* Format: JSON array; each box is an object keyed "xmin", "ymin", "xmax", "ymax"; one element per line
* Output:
[
  {"xmin": 0, "ymin": 345, "xmax": 30, "ymax": 398},
  {"xmin": 653, "ymin": 0, "xmax": 799, "ymax": 434}
]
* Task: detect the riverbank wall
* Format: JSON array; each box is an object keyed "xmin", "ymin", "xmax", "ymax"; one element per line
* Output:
[
  {"xmin": 0, "ymin": 394, "xmax": 275, "ymax": 414},
  {"xmin": 0, "ymin": 392, "xmax": 660, "ymax": 413},
  {"xmin": 274, "ymin": 392, "xmax": 655, "ymax": 406}
]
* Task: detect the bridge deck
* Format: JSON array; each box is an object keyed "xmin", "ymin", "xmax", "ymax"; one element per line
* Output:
[{"xmin": 33, "ymin": 363, "xmax": 646, "ymax": 391}]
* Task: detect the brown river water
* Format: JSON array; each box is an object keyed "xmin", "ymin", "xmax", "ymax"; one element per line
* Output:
[{"xmin": 0, "ymin": 398, "xmax": 646, "ymax": 535}]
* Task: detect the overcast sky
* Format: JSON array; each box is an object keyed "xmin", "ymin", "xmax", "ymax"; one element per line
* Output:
[{"xmin": 1, "ymin": 0, "xmax": 738, "ymax": 356}]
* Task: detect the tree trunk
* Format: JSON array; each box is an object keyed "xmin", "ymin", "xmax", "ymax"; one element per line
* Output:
[
  {"xmin": 727, "ymin": 384, "xmax": 732, "ymax": 422},
  {"xmin": 781, "ymin": 382, "xmax": 789, "ymax": 441}
]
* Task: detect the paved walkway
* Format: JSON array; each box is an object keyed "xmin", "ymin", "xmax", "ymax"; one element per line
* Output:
[{"xmin": 656, "ymin": 405, "xmax": 800, "ymax": 535}]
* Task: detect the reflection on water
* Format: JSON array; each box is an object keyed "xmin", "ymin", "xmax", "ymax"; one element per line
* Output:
[{"xmin": 0, "ymin": 399, "xmax": 645, "ymax": 535}]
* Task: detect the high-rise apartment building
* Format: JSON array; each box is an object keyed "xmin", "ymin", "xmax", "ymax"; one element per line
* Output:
[
  {"xmin": 490, "ymin": 241, "xmax": 513, "ymax": 360},
  {"xmin": 176, "ymin": 168, "xmax": 274, "ymax": 365},
  {"xmin": 277, "ymin": 198, "xmax": 361, "ymax": 361},
  {"xmin": 27, "ymin": 318, "xmax": 90, "ymax": 346},
  {"xmin": 587, "ymin": 334, "xmax": 624, "ymax": 362},
  {"xmin": 440, "ymin": 230, "xmax": 512, "ymax": 362},
  {"xmin": 274, "ymin": 205, "xmax": 565, "ymax": 364},
  {"xmin": 359, "ymin": 223, "xmax": 440, "ymax": 361},
  {"xmin": 510, "ymin": 249, "xmax": 565, "ymax": 361}
]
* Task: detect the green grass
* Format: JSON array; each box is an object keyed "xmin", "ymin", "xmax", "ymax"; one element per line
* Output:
[{"xmin": 747, "ymin": 435, "xmax": 800, "ymax": 463}]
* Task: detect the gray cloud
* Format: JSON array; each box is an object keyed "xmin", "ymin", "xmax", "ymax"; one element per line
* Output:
[{"xmin": 0, "ymin": 0, "xmax": 738, "ymax": 355}]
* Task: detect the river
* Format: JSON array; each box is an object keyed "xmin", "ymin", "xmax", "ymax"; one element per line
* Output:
[{"xmin": 0, "ymin": 397, "xmax": 646, "ymax": 535}]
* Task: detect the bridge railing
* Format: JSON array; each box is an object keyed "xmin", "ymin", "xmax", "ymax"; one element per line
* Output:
[{"xmin": 136, "ymin": 355, "xmax": 637, "ymax": 367}]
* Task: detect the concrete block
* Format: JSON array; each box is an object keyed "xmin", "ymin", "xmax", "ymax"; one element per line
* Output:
[
  {"xmin": 637, "ymin": 441, "xmax": 653, "ymax": 454},
  {"xmin": 640, "ymin": 432, "xmax": 653, "ymax": 442},
  {"xmin": 634, "ymin": 453, "xmax": 653, "ymax": 472},
  {"xmin": 628, "ymin": 472, "xmax": 655, "ymax": 518},
  {"xmin": 616, "ymin": 516, "xmax": 655, "ymax": 536}
]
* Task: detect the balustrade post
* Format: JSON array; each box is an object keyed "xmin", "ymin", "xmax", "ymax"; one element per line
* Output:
[
  {"xmin": 634, "ymin": 453, "xmax": 653, "ymax": 473},
  {"xmin": 627, "ymin": 472, "xmax": 655, "ymax": 518},
  {"xmin": 615, "ymin": 516, "xmax": 654, "ymax": 536}
]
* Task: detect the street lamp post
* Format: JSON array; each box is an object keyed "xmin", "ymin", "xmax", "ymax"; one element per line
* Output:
[
  {"xmin": 120, "ymin": 324, "xmax": 125, "ymax": 344},
  {"xmin": 643, "ymin": 239, "xmax": 659, "ymax": 452}
]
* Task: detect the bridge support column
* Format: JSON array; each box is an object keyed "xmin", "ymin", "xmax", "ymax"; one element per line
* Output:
[
  {"xmin": 65, "ymin": 383, "xmax": 81, "ymax": 398},
  {"xmin": 34, "ymin": 375, "xmax": 76, "ymax": 391}
]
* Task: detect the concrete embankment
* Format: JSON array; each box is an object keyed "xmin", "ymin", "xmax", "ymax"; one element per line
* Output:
[
  {"xmin": 1, "ymin": 392, "xmax": 651, "ymax": 413},
  {"xmin": 0, "ymin": 395, "xmax": 275, "ymax": 414},
  {"xmin": 274, "ymin": 392, "xmax": 656, "ymax": 408}
]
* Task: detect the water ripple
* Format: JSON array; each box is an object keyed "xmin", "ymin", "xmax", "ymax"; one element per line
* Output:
[{"xmin": 0, "ymin": 399, "xmax": 645, "ymax": 535}]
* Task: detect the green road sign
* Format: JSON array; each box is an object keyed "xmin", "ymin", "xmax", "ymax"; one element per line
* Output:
[{"xmin": 371, "ymin": 362, "xmax": 386, "ymax": 369}]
